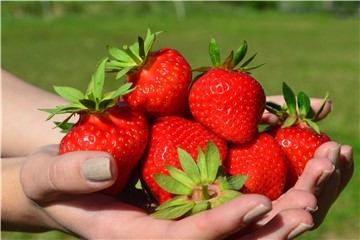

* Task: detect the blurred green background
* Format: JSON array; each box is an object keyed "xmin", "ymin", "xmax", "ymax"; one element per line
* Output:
[{"xmin": 1, "ymin": 1, "xmax": 359, "ymax": 239}]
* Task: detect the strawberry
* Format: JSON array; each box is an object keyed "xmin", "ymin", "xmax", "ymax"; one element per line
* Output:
[
  {"xmin": 189, "ymin": 39, "xmax": 266, "ymax": 144},
  {"xmin": 106, "ymin": 29, "xmax": 192, "ymax": 120},
  {"xmin": 140, "ymin": 116, "xmax": 228, "ymax": 204},
  {"xmin": 265, "ymin": 82, "xmax": 331, "ymax": 190},
  {"xmin": 42, "ymin": 58, "xmax": 149, "ymax": 195},
  {"xmin": 225, "ymin": 132, "xmax": 288, "ymax": 200},
  {"xmin": 151, "ymin": 141, "xmax": 247, "ymax": 220}
]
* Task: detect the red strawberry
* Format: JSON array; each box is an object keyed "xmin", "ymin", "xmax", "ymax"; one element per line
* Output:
[
  {"xmin": 265, "ymin": 82, "xmax": 331, "ymax": 190},
  {"xmin": 140, "ymin": 116, "xmax": 228, "ymax": 204},
  {"xmin": 189, "ymin": 39, "xmax": 266, "ymax": 143},
  {"xmin": 106, "ymin": 29, "xmax": 192, "ymax": 120},
  {"xmin": 42, "ymin": 58, "xmax": 149, "ymax": 195},
  {"xmin": 225, "ymin": 132, "xmax": 288, "ymax": 200}
]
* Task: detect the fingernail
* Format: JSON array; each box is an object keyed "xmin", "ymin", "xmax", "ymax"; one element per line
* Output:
[
  {"xmin": 81, "ymin": 157, "xmax": 112, "ymax": 181},
  {"xmin": 268, "ymin": 115, "xmax": 279, "ymax": 125},
  {"xmin": 306, "ymin": 206, "xmax": 318, "ymax": 213},
  {"xmin": 328, "ymin": 144, "xmax": 341, "ymax": 167},
  {"xmin": 343, "ymin": 146, "xmax": 353, "ymax": 169},
  {"xmin": 316, "ymin": 165, "xmax": 335, "ymax": 187},
  {"xmin": 287, "ymin": 223, "xmax": 314, "ymax": 239},
  {"xmin": 243, "ymin": 204, "xmax": 272, "ymax": 223}
]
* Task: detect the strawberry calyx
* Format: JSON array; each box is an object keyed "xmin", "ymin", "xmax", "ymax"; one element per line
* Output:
[
  {"xmin": 265, "ymin": 82, "xmax": 330, "ymax": 134},
  {"xmin": 41, "ymin": 57, "xmax": 134, "ymax": 129},
  {"xmin": 190, "ymin": 38, "xmax": 264, "ymax": 88},
  {"xmin": 197, "ymin": 38, "xmax": 263, "ymax": 72},
  {"xmin": 151, "ymin": 141, "xmax": 247, "ymax": 220},
  {"xmin": 105, "ymin": 29, "xmax": 163, "ymax": 80}
]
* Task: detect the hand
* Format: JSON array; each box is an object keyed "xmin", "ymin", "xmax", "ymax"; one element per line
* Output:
[
  {"xmin": 235, "ymin": 141, "xmax": 354, "ymax": 239},
  {"xmin": 19, "ymin": 145, "xmax": 276, "ymax": 239},
  {"xmin": 18, "ymin": 144, "xmax": 327, "ymax": 239}
]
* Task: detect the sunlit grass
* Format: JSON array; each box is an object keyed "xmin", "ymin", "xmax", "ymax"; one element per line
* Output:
[{"xmin": 2, "ymin": 2, "xmax": 359, "ymax": 239}]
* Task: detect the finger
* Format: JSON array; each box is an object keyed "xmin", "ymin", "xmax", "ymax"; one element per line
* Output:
[
  {"xmin": 170, "ymin": 194, "xmax": 272, "ymax": 240},
  {"xmin": 20, "ymin": 145, "xmax": 118, "ymax": 202},
  {"xmin": 240, "ymin": 209, "xmax": 314, "ymax": 240},
  {"xmin": 311, "ymin": 168, "xmax": 340, "ymax": 228},
  {"xmin": 313, "ymin": 142, "xmax": 354, "ymax": 196},
  {"xmin": 338, "ymin": 145, "xmax": 354, "ymax": 196},
  {"xmin": 260, "ymin": 96, "xmax": 332, "ymax": 124},
  {"xmin": 310, "ymin": 145, "xmax": 353, "ymax": 228},
  {"xmin": 44, "ymin": 194, "xmax": 272, "ymax": 239},
  {"xmin": 293, "ymin": 157, "xmax": 335, "ymax": 195},
  {"xmin": 254, "ymin": 190, "xmax": 317, "ymax": 227}
]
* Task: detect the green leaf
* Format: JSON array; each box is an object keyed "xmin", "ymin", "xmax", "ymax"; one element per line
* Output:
[
  {"xmin": 232, "ymin": 41, "xmax": 248, "ymax": 68},
  {"xmin": 312, "ymin": 91, "xmax": 330, "ymax": 120},
  {"xmin": 135, "ymin": 179, "xmax": 143, "ymax": 190},
  {"xmin": 123, "ymin": 45, "xmax": 142, "ymax": 65},
  {"xmin": 91, "ymin": 57, "xmax": 108, "ymax": 103},
  {"xmin": 106, "ymin": 59, "xmax": 137, "ymax": 68},
  {"xmin": 40, "ymin": 102, "xmax": 86, "ymax": 120},
  {"xmin": 178, "ymin": 148, "xmax": 201, "ymax": 184},
  {"xmin": 53, "ymin": 86, "xmax": 84, "ymax": 103},
  {"xmin": 144, "ymin": 29, "xmax": 163, "ymax": 55},
  {"xmin": 196, "ymin": 147, "xmax": 208, "ymax": 184},
  {"xmin": 164, "ymin": 164, "xmax": 195, "ymax": 189},
  {"xmin": 116, "ymin": 66, "xmax": 133, "ymax": 80},
  {"xmin": 282, "ymin": 115, "xmax": 297, "ymax": 128},
  {"xmin": 265, "ymin": 101, "xmax": 283, "ymax": 115},
  {"xmin": 211, "ymin": 190, "xmax": 241, "ymax": 208},
  {"xmin": 79, "ymin": 99, "xmax": 96, "ymax": 110},
  {"xmin": 138, "ymin": 36, "xmax": 146, "ymax": 59},
  {"xmin": 153, "ymin": 174, "xmax": 193, "ymax": 195},
  {"xmin": 209, "ymin": 38, "xmax": 221, "ymax": 67},
  {"xmin": 98, "ymin": 99, "xmax": 114, "ymax": 110},
  {"xmin": 205, "ymin": 141, "xmax": 221, "ymax": 183},
  {"xmin": 282, "ymin": 82, "xmax": 297, "ymax": 115},
  {"xmin": 240, "ymin": 52, "xmax": 257, "ymax": 68},
  {"xmin": 107, "ymin": 45, "xmax": 131, "ymax": 62},
  {"xmin": 222, "ymin": 51, "xmax": 234, "ymax": 69},
  {"xmin": 241, "ymin": 62, "xmax": 266, "ymax": 72},
  {"xmin": 54, "ymin": 121, "xmax": 74, "ymax": 133},
  {"xmin": 154, "ymin": 195, "xmax": 189, "ymax": 211},
  {"xmin": 188, "ymin": 201, "xmax": 210, "ymax": 216},
  {"xmin": 227, "ymin": 175, "xmax": 248, "ymax": 191},
  {"xmin": 103, "ymin": 82, "xmax": 134, "ymax": 101},
  {"xmin": 297, "ymin": 91, "xmax": 311, "ymax": 117},
  {"xmin": 305, "ymin": 119, "xmax": 321, "ymax": 134},
  {"xmin": 151, "ymin": 200, "xmax": 195, "ymax": 220}
]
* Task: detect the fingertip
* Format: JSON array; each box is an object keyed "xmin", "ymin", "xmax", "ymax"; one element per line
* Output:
[
  {"xmin": 314, "ymin": 141, "xmax": 340, "ymax": 158},
  {"xmin": 340, "ymin": 145, "xmax": 353, "ymax": 169}
]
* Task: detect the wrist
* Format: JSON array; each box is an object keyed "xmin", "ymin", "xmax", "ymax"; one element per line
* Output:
[{"xmin": 1, "ymin": 157, "xmax": 61, "ymax": 232}]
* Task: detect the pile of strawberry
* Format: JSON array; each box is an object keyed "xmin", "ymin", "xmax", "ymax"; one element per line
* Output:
[{"xmin": 43, "ymin": 29, "xmax": 331, "ymax": 219}]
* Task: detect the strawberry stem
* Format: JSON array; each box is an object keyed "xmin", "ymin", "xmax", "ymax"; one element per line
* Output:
[
  {"xmin": 123, "ymin": 45, "xmax": 143, "ymax": 65},
  {"xmin": 201, "ymin": 185, "xmax": 212, "ymax": 200}
]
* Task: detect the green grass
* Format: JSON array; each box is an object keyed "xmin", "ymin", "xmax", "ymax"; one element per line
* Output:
[{"xmin": 2, "ymin": 2, "xmax": 359, "ymax": 239}]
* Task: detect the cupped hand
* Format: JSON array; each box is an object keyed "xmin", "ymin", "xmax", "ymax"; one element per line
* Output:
[
  {"xmin": 20, "ymin": 145, "xmax": 276, "ymax": 239},
  {"xmin": 238, "ymin": 141, "xmax": 354, "ymax": 239}
]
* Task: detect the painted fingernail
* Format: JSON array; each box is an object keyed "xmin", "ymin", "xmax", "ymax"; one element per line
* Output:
[
  {"xmin": 328, "ymin": 144, "xmax": 341, "ymax": 167},
  {"xmin": 268, "ymin": 115, "xmax": 279, "ymax": 125},
  {"xmin": 243, "ymin": 204, "xmax": 272, "ymax": 223},
  {"xmin": 305, "ymin": 206, "xmax": 318, "ymax": 213},
  {"xmin": 316, "ymin": 165, "xmax": 335, "ymax": 187},
  {"xmin": 343, "ymin": 146, "xmax": 353, "ymax": 169},
  {"xmin": 81, "ymin": 157, "xmax": 112, "ymax": 181},
  {"xmin": 287, "ymin": 223, "xmax": 314, "ymax": 239}
]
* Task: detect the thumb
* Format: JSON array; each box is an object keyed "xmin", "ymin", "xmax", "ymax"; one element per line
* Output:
[{"xmin": 20, "ymin": 145, "xmax": 118, "ymax": 202}]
